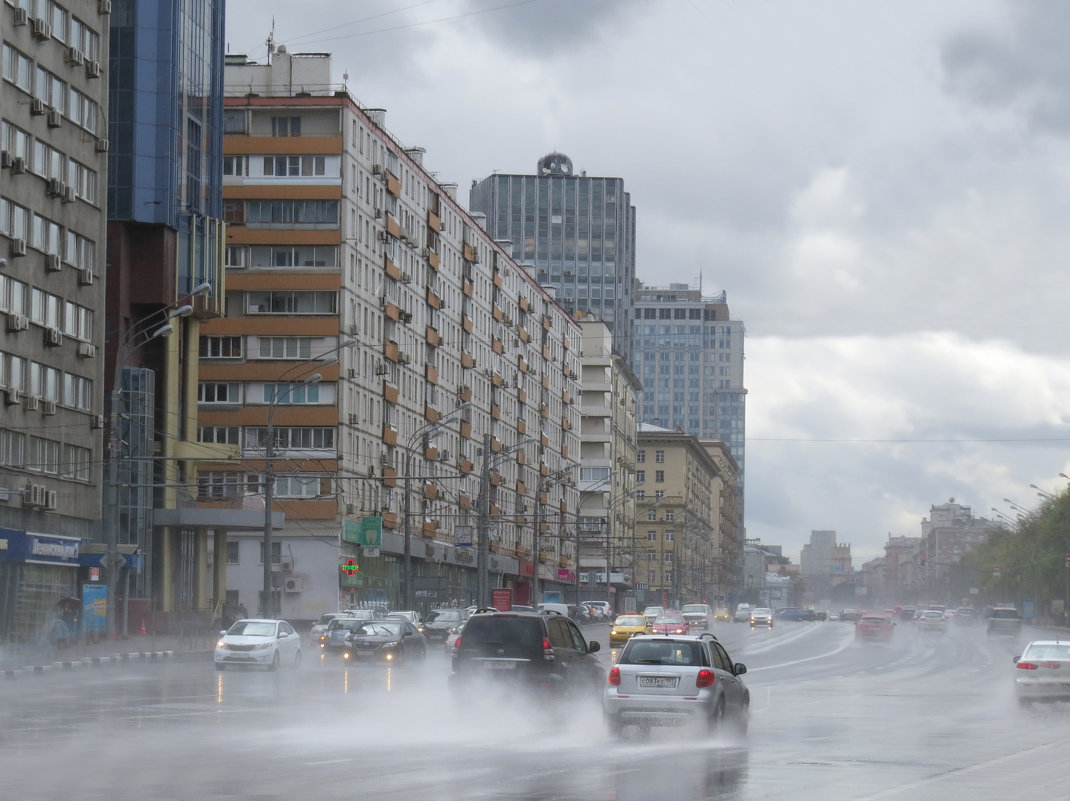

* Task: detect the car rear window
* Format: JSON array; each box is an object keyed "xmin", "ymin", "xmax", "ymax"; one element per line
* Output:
[
  {"xmin": 621, "ymin": 640, "xmax": 709, "ymax": 667},
  {"xmin": 462, "ymin": 616, "xmax": 542, "ymax": 647},
  {"xmin": 991, "ymin": 609, "xmax": 1020, "ymax": 619}
]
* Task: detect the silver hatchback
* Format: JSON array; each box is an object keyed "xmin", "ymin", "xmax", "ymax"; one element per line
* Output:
[{"xmin": 603, "ymin": 634, "xmax": 749, "ymax": 737}]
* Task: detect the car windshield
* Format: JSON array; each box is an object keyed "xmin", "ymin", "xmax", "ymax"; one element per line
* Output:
[
  {"xmin": 227, "ymin": 621, "xmax": 275, "ymax": 637},
  {"xmin": 923, "ymin": 612, "xmax": 943, "ymax": 619},
  {"xmin": 346, "ymin": 610, "xmax": 379, "ymax": 620},
  {"xmin": 615, "ymin": 615, "xmax": 646, "ymax": 626},
  {"xmin": 654, "ymin": 614, "xmax": 685, "ymax": 624},
  {"xmin": 643, "ymin": 607, "xmax": 664, "ymax": 616},
  {"xmin": 327, "ymin": 618, "xmax": 366, "ymax": 631},
  {"xmin": 682, "ymin": 605, "xmax": 707, "ymax": 613},
  {"xmin": 753, "ymin": 609, "xmax": 771, "ymax": 615},
  {"xmin": 622, "ymin": 640, "xmax": 709, "ymax": 667},
  {"xmin": 354, "ymin": 622, "xmax": 402, "ymax": 637},
  {"xmin": 426, "ymin": 610, "xmax": 463, "ymax": 623}
]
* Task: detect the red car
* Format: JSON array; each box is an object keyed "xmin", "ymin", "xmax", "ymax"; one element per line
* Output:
[
  {"xmin": 855, "ymin": 613, "xmax": 894, "ymax": 641},
  {"xmin": 650, "ymin": 613, "xmax": 689, "ymax": 635}
]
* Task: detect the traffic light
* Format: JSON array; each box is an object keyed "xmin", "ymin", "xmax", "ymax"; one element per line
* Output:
[{"xmin": 918, "ymin": 556, "xmax": 926, "ymax": 567}]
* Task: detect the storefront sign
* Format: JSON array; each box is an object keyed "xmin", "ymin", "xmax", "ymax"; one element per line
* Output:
[
  {"xmin": 343, "ymin": 516, "xmax": 382, "ymax": 547},
  {"xmin": 82, "ymin": 584, "xmax": 107, "ymax": 634},
  {"xmin": 0, "ymin": 528, "xmax": 81, "ymax": 566}
]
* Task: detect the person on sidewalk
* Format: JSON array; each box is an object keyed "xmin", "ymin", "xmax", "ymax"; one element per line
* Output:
[{"xmin": 237, "ymin": 602, "xmax": 248, "ymax": 620}]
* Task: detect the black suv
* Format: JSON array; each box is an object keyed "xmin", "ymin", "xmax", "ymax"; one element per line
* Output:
[{"xmin": 449, "ymin": 611, "xmax": 604, "ymax": 697}]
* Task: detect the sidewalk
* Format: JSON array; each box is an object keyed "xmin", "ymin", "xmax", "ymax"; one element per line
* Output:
[{"xmin": 1, "ymin": 631, "xmax": 214, "ymax": 677}]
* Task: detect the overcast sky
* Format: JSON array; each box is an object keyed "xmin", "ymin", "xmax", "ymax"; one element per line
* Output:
[{"xmin": 226, "ymin": 0, "xmax": 1070, "ymax": 567}]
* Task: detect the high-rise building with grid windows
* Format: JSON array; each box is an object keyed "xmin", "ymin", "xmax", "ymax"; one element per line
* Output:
[
  {"xmin": 631, "ymin": 283, "xmax": 746, "ymax": 530},
  {"xmin": 469, "ymin": 152, "xmax": 636, "ymax": 364}
]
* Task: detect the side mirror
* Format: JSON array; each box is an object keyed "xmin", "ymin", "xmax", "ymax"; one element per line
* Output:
[
  {"xmin": 1013, "ymin": 656, "xmax": 1020, "ymax": 663},
  {"xmin": 734, "ymin": 663, "xmax": 747, "ymax": 676},
  {"xmin": 219, "ymin": 630, "xmax": 227, "ymax": 636},
  {"xmin": 588, "ymin": 640, "xmax": 601, "ymax": 654}
]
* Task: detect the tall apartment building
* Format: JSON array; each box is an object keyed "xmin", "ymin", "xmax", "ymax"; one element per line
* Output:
[
  {"xmin": 701, "ymin": 438, "xmax": 742, "ymax": 603},
  {"xmin": 104, "ymin": 0, "xmax": 226, "ymax": 631},
  {"xmin": 634, "ymin": 424, "xmax": 723, "ymax": 609},
  {"xmin": 576, "ymin": 320, "xmax": 639, "ymax": 609},
  {"xmin": 206, "ymin": 49, "xmax": 582, "ymax": 619},
  {"xmin": 469, "ymin": 152, "xmax": 636, "ymax": 365},
  {"xmin": 0, "ymin": 0, "xmax": 109, "ymax": 642},
  {"xmin": 632, "ymin": 283, "xmax": 746, "ymax": 531}
]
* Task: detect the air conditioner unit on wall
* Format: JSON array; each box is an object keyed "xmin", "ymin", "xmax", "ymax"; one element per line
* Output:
[
  {"xmin": 280, "ymin": 557, "xmax": 294, "ymax": 571},
  {"xmin": 25, "ymin": 395, "xmax": 40, "ymax": 411},
  {"xmin": 44, "ymin": 327, "xmax": 62, "ymax": 347},
  {"xmin": 283, "ymin": 577, "xmax": 303, "ymax": 593},
  {"xmin": 78, "ymin": 341, "xmax": 97, "ymax": 358},
  {"xmin": 11, "ymin": 239, "xmax": 27, "ymax": 257},
  {"xmin": 4, "ymin": 387, "xmax": 21, "ymax": 405},
  {"xmin": 7, "ymin": 313, "xmax": 29, "ymax": 332},
  {"xmin": 41, "ymin": 400, "xmax": 57, "ymax": 416}
]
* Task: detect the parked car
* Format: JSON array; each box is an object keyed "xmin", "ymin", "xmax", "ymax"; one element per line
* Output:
[
  {"xmin": 342, "ymin": 619, "xmax": 427, "ymax": 666},
  {"xmin": 567, "ymin": 604, "xmax": 591, "ymax": 624},
  {"xmin": 215, "ymin": 618, "xmax": 302, "ymax": 671},
  {"xmin": 855, "ymin": 613, "xmax": 894, "ymax": 641},
  {"xmin": 987, "ymin": 607, "xmax": 1022, "ymax": 637},
  {"xmin": 583, "ymin": 601, "xmax": 613, "ymax": 620},
  {"xmin": 1013, "ymin": 640, "xmax": 1070, "ymax": 706},
  {"xmin": 749, "ymin": 608, "xmax": 774, "ymax": 628},
  {"xmin": 681, "ymin": 603, "xmax": 714, "ymax": 630},
  {"xmin": 610, "ymin": 614, "xmax": 651, "ymax": 646},
  {"xmin": 774, "ymin": 607, "xmax": 813, "ymax": 622},
  {"xmin": 918, "ymin": 610, "xmax": 948, "ymax": 633},
  {"xmin": 449, "ymin": 611, "xmax": 603, "ymax": 699},
  {"xmin": 424, "ymin": 608, "xmax": 467, "ymax": 643},
  {"xmin": 733, "ymin": 604, "xmax": 751, "ymax": 623},
  {"xmin": 604, "ymin": 633, "xmax": 749, "ymax": 737},
  {"xmin": 651, "ymin": 613, "xmax": 689, "ymax": 636}
]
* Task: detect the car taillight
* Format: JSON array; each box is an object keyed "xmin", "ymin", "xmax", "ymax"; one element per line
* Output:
[
  {"xmin": 1016, "ymin": 661, "xmax": 1038, "ymax": 670},
  {"xmin": 696, "ymin": 669, "xmax": 715, "ymax": 688},
  {"xmin": 543, "ymin": 637, "xmax": 554, "ymax": 660},
  {"xmin": 609, "ymin": 667, "xmax": 621, "ymax": 686},
  {"xmin": 453, "ymin": 636, "xmax": 461, "ymax": 649},
  {"xmin": 1042, "ymin": 661, "xmax": 1063, "ymax": 669}
]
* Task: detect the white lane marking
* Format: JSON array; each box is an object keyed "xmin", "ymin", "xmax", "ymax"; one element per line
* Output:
[
  {"xmin": 746, "ymin": 629, "xmax": 855, "ymax": 671},
  {"xmin": 305, "ymin": 758, "xmax": 352, "ymax": 766}
]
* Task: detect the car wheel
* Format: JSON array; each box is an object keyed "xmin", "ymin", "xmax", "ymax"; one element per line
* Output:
[
  {"xmin": 708, "ymin": 698, "xmax": 726, "ymax": 733},
  {"xmin": 270, "ymin": 650, "xmax": 280, "ymax": 671},
  {"xmin": 293, "ymin": 649, "xmax": 302, "ymax": 668},
  {"xmin": 394, "ymin": 650, "xmax": 405, "ymax": 668},
  {"xmin": 605, "ymin": 714, "xmax": 625, "ymax": 740},
  {"xmin": 215, "ymin": 662, "xmax": 226, "ymax": 671}
]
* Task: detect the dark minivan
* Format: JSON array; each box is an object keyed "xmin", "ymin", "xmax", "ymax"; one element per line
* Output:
[{"xmin": 449, "ymin": 611, "xmax": 603, "ymax": 698}]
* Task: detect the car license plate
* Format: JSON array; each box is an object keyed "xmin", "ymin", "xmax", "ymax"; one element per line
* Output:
[
  {"xmin": 639, "ymin": 676, "xmax": 677, "ymax": 688},
  {"xmin": 483, "ymin": 661, "xmax": 516, "ymax": 670}
]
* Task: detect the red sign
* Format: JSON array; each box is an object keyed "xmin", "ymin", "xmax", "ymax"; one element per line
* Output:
[{"xmin": 491, "ymin": 588, "xmax": 513, "ymax": 611}]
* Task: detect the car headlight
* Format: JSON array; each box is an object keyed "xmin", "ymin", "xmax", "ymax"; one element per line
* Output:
[
  {"xmin": 252, "ymin": 642, "xmax": 273, "ymax": 651},
  {"xmin": 216, "ymin": 641, "xmax": 228, "ymax": 649}
]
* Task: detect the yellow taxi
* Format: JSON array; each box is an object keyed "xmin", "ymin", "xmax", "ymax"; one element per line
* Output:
[
  {"xmin": 609, "ymin": 614, "xmax": 651, "ymax": 647},
  {"xmin": 714, "ymin": 608, "xmax": 732, "ymax": 622}
]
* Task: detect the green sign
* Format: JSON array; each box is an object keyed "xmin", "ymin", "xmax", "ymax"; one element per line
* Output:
[{"xmin": 343, "ymin": 516, "xmax": 382, "ymax": 547}]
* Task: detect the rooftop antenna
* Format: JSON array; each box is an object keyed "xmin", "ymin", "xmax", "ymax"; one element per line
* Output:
[
  {"xmin": 342, "ymin": 70, "xmax": 349, "ymax": 92},
  {"xmin": 266, "ymin": 18, "xmax": 276, "ymax": 64}
]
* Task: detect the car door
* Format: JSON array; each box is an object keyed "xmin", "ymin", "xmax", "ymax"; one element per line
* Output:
[
  {"xmin": 560, "ymin": 617, "xmax": 603, "ymax": 692},
  {"xmin": 278, "ymin": 621, "xmax": 298, "ymax": 662},
  {"xmin": 708, "ymin": 640, "xmax": 744, "ymax": 711},
  {"xmin": 400, "ymin": 620, "xmax": 422, "ymax": 658}
]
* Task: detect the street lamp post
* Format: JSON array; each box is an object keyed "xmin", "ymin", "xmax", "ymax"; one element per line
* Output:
[
  {"xmin": 401, "ymin": 402, "xmax": 471, "ymax": 610},
  {"xmin": 532, "ymin": 466, "xmax": 574, "ymax": 608}
]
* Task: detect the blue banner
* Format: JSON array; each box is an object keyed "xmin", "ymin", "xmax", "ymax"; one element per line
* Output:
[{"xmin": 82, "ymin": 584, "xmax": 107, "ymax": 634}]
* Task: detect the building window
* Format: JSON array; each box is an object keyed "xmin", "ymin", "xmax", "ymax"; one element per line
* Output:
[
  {"xmin": 664, "ymin": 510, "xmax": 674, "ymax": 521},
  {"xmin": 223, "ymin": 156, "xmax": 247, "ymax": 176},
  {"xmin": 274, "ymin": 475, "xmax": 323, "ymax": 498},
  {"xmin": 226, "ymin": 541, "xmax": 239, "ymax": 564},
  {"xmin": 198, "ymin": 382, "xmax": 241, "ymax": 404},
  {"xmin": 270, "ymin": 116, "xmax": 301, "ymax": 137},
  {"xmin": 263, "ymin": 382, "xmax": 320, "ymax": 405},
  {"xmin": 198, "ymin": 427, "xmax": 240, "ymax": 445},
  {"xmin": 647, "ymin": 530, "xmax": 656, "ymax": 542},
  {"xmin": 259, "ymin": 541, "xmax": 282, "ymax": 564},
  {"xmin": 665, "ymin": 530, "xmax": 674, "ymax": 542},
  {"xmin": 636, "ymin": 470, "xmax": 645, "ymax": 484},
  {"xmin": 655, "ymin": 450, "xmax": 665, "ymax": 463},
  {"xmin": 655, "ymin": 470, "xmax": 664, "ymax": 483},
  {"xmin": 258, "ymin": 337, "xmax": 314, "ymax": 359},
  {"xmin": 199, "ymin": 336, "xmax": 242, "ymax": 358},
  {"xmin": 636, "ymin": 450, "xmax": 645, "ymax": 463}
]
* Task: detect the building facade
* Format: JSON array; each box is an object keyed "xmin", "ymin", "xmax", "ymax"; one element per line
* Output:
[
  {"xmin": 205, "ymin": 50, "xmax": 583, "ymax": 622},
  {"xmin": 104, "ymin": 0, "xmax": 227, "ymax": 632},
  {"xmin": 0, "ymin": 0, "xmax": 110, "ymax": 642},
  {"xmin": 575, "ymin": 320, "xmax": 639, "ymax": 609},
  {"xmin": 468, "ymin": 152, "xmax": 636, "ymax": 365},
  {"xmin": 631, "ymin": 283, "xmax": 746, "ymax": 525}
]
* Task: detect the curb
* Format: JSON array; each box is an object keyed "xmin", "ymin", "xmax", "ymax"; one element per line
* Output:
[{"xmin": 2, "ymin": 649, "xmax": 179, "ymax": 678}]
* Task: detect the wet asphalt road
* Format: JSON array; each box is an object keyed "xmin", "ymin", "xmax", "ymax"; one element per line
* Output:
[{"xmin": 1, "ymin": 620, "xmax": 1066, "ymax": 800}]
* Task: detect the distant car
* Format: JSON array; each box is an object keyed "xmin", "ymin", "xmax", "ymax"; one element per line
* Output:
[
  {"xmin": 855, "ymin": 614, "xmax": 894, "ymax": 641},
  {"xmin": 642, "ymin": 606, "xmax": 665, "ymax": 624},
  {"xmin": 215, "ymin": 618, "xmax": 302, "ymax": 670},
  {"xmin": 583, "ymin": 601, "xmax": 613, "ymax": 620},
  {"xmin": 897, "ymin": 607, "xmax": 917, "ymax": 623},
  {"xmin": 733, "ymin": 604, "xmax": 751, "ymax": 623},
  {"xmin": 651, "ymin": 613, "xmax": 689, "ymax": 636},
  {"xmin": 604, "ymin": 633, "xmax": 749, "ymax": 737},
  {"xmin": 610, "ymin": 614, "xmax": 651, "ymax": 646},
  {"xmin": 681, "ymin": 603, "xmax": 714, "ymax": 630},
  {"xmin": 322, "ymin": 617, "xmax": 380, "ymax": 654},
  {"xmin": 987, "ymin": 607, "xmax": 1022, "ymax": 637},
  {"xmin": 839, "ymin": 609, "xmax": 860, "ymax": 623},
  {"xmin": 308, "ymin": 612, "xmax": 354, "ymax": 646},
  {"xmin": 567, "ymin": 604, "xmax": 591, "ymax": 624},
  {"xmin": 809, "ymin": 609, "xmax": 829, "ymax": 621},
  {"xmin": 749, "ymin": 608, "xmax": 774, "ymax": 628},
  {"xmin": 423, "ymin": 608, "xmax": 467, "ymax": 643},
  {"xmin": 449, "ymin": 611, "xmax": 603, "ymax": 699},
  {"xmin": 444, "ymin": 620, "xmax": 465, "ymax": 654},
  {"xmin": 952, "ymin": 607, "xmax": 978, "ymax": 625},
  {"xmin": 918, "ymin": 610, "xmax": 948, "ymax": 633},
  {"xmin": 386, "ymin": 610, "xmax": 426, "ymax": 634},
  {"xmin": 713, "ymin": 608, "xmax": 732, "ymax": 623},
  {"xmin": 342, "ymin": 619, "xmax": 427, "ymax": 666},
  {"xmin": 1014, "ymin": 640, "xmax": 1070, "ymax": 706},
  {"xmin": 775, "ymin": 608, "xmax": 813, "ymax": 622}
]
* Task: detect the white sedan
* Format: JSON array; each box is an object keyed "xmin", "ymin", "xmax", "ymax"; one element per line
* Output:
[
  {"xmin": 215, "ymin": 618, "xmax": 302, "ymax": 670},
  {"xmin": 1014, "ymin": 641, "xmax": 1070, "ymax": 706}
]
